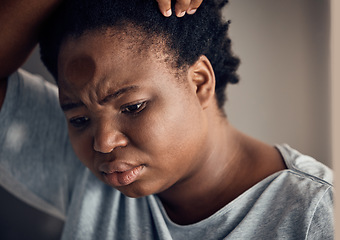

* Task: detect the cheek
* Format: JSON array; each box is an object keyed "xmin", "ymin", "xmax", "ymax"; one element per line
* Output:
[
  {"xmin": 125, "ymin": 97, "xmax": 203, "ymax": 159},
  {"xmin": 68, "ymin": 129, "xmax": 94, "ymax": 168}
]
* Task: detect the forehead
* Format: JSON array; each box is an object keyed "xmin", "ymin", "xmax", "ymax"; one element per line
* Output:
[
  {"xmin": 57, "ymin": 27, "xmax": 184, "ymax": 101},
  {"xmin": 58, "ymin": 26, "xmax": 174, "ymax": 65},
  {"xmin": 59, "ymin": 28, "xmax": 167, "ymax": 79},
  {"xmin": 59, "ymin": 28, "xmax": 162, "ymax": 72}
]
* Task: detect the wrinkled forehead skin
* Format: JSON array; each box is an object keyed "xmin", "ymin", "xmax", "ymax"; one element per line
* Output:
[
  {"xmin": 57, "ymin": 26, "xmax": 188, "ymax": 101},
  {"xmin": 58, "ymin": 25, "xmax": 184, "ymax": 82}
]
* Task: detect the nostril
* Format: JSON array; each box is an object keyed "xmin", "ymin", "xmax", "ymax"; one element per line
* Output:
[
  {"xmin": 93, "ymin": 142, "xmax": 114, "ymax": 153},
  {"xmin": 93, "ymin": 131, "xmax": 128, "ymax": 153}
]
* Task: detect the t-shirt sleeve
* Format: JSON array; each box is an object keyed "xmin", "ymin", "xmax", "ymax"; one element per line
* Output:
[
  {"xmin": 306, "ymin": 186, "xmax": 334, "ymax": 239},
  {"xmin": 0, "ymin": 69, "xmax": 83, "ymax": 220}
]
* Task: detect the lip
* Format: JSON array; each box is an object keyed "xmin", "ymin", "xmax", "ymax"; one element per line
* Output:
[{"xmin": 100, "ymin": 163, "xmax": 145, "ymax": 187}]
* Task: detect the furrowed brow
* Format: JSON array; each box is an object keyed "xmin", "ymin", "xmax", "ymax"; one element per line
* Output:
[
  {"xmin": 60, "ymin": 102, "xmax": 84, "ymax": 112},
  {"xmin": 60, "ymin": 86, "xmax": 140, "ymax": 111},
  {"xmin": 99, "ymin": 85, "xmax": 139, "ymax": 104}
]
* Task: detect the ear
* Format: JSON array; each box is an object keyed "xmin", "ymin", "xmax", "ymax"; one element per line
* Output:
[{"xmin": 188, "ymin": 55, "xmax": 216, "ymax": 109}]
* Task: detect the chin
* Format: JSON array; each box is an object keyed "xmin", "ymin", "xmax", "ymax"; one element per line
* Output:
[{"xmin": 115, "ymin": 182, "xmax": 156, "ymax": 199}]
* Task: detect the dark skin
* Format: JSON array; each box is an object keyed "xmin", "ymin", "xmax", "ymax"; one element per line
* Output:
[{"xmin": 58, "ymin": 29, "xmax": 286, "ymax": 225}]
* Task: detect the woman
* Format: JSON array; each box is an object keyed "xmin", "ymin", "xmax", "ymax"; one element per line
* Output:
[{"xmin": 0, "ymin": 0, "xmax": 333, "ymax": 239}]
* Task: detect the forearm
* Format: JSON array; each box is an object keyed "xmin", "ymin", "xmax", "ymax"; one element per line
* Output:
[{"xmin": 0, "ymin": 0, "xmax": 61, "ymax": 79}]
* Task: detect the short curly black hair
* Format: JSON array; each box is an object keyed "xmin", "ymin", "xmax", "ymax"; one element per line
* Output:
[{"xmin": 40, "ymin": 0, "xmax": 240, "ymax": 109}]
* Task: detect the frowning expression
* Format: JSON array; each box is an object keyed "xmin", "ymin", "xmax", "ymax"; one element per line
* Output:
[{"xmin": 58, "ymin": 28, "xmax": 210, "ymax": 198}]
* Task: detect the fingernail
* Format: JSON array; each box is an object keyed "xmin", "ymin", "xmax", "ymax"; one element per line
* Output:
[
  {"xmin": 165, "ymin": 9, "xmax": 172, "ymax": 17},
  {"xmin": 177, "ymin": 11, "xmax": 186, "ymax": 17},
  {"xmin": 187, "ymin": 8, "xmax": 197, "ymax": 15}
]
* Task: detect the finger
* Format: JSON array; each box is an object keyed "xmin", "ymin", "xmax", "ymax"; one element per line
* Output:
[
  {"xmin": 156, "ymin": 0, "xmax": 172, "ymax": 17},
  {"xmin": 174, "ymin": 0, "xmax": 191, "ymax": 17},
  {"xmin": 187, "ymin": 0, "xmax": 203, "ymax": 15}
]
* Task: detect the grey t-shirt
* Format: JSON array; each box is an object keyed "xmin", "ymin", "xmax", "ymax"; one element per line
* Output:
[{"xmin": 0, "ymin": 70, "xmax": 334, "ymax": 239}]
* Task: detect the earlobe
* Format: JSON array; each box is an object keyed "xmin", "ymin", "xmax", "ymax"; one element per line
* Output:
[{"xmin": 189, "ymin": 55, "xmax": 216, "ymax": 109}]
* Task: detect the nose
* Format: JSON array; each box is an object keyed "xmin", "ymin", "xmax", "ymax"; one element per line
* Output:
[{"xmin": 93, "ymin": 122, "xmax": 128, "ymax": 153}]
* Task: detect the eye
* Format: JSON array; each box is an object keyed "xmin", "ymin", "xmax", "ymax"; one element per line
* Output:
[
  {"xmin": 69, "ymin": 116, "xmax": 90, "ymax": 129},
  {"xmin": 121, "ymin": 101, "xmax": 147, "ymax": 114}
]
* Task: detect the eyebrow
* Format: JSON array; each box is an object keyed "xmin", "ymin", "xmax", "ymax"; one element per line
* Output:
[
  {"xmin": 99, "ymin": 85, "xmax": 139, "ymax": 104},
  {"xmin": 60, "ymin": 102, "xmax": 84, "ymax": 112},
  {"xmin": 60, "ymin": 85, "xmax": 139, "ymax": 112}
]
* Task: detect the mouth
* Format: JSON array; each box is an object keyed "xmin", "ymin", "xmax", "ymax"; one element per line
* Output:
[{"xmin": 101, "ymin": 165, "xmax": 145, "ymax": 186}]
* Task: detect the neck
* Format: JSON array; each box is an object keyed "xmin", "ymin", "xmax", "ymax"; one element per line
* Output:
[{"xmin": 157, "ymin": 117, "xmax": 286, "ymax": 225}]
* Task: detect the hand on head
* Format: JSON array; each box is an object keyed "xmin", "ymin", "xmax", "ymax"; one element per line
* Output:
[{"xmin": 156, "ymin": 0, "xmax": 203, "ymax": 17}]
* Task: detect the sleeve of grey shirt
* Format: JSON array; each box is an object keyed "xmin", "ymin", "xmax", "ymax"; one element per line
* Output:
[{"xmin": 0, "ymin": 69, "xmax": 83, "ymax": 220}]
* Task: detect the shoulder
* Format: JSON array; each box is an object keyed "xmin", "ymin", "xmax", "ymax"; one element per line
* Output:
[
  {"xmin": 16, "ymin": 69, "xmax": 58, "ymax": 101},
  {"xmin": 1, "ymin": 69, "xmax": 67, "ymax": 147},
  {"xmin": 273, "ymin": 169, "xmax": 333, "ymax": 239},
  {"xmin": 3, "ymin": 69, "xmax": 59, "ymax": 115},
  {"xmin": 240, "ymin": 145, "xmax": 334, "ymax": 239},
  {"xmin": 0, "ymin": 69, "xmax": 76, "ymax": 170},
  {"xmin": 276, "ymin": 144, "xmax": 333, "ymax": 185},
  {"xmin": 273, "ymin": 144, "xmax": 333, "ymax": 210},
  {"xmin": 1, "ymin": 69, "xmax": 74, "ymax": 164},
  {"xmin": 266, "ymin": 145, "xmax": 333, "ymax": 238},
  {"xmin": 5, "ymin": 68, "xmax": 63, "ymax": 122},
  {"xmin": 0, "ymin": 70, "xmax": 81, "ymax": 218}
]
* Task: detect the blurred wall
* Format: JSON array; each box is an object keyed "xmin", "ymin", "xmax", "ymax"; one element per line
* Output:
[
  {"xmin": 224, "ymin": 0, "xmax": 331, "ymax": 166},
  {"xmin": 331, "ymin": 0, "xmax": 340, "ymax": 238}
]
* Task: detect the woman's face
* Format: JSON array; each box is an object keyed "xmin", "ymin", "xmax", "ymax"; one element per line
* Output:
[{"xmin": 58, "ymin": 29, "xmax": 210, "ymax": 198}]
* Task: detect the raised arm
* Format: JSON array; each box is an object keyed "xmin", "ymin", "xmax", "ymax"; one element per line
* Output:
[
  {"xmin": 0, "ymin": 0, "xmax": 62, "ymax": 109},
  {"xmin": 0, "ymin": 0, "xmax": 62, "ymax": 80}
]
